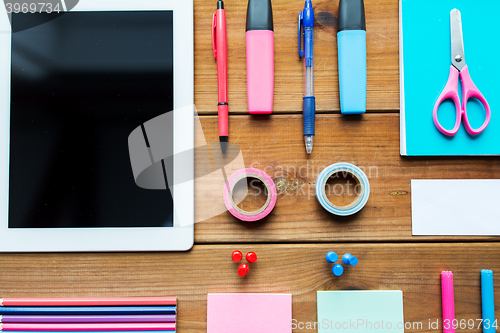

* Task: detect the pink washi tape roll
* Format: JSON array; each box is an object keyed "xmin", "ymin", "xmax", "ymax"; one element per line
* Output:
[{"xmin": 223, "ymin": 168, "xmax": 277, "ymax": 222}]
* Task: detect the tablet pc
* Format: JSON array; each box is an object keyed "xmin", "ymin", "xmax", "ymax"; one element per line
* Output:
[{"xmin": 0, "ymin": 0, "xmax": 194, "ymax": 251}]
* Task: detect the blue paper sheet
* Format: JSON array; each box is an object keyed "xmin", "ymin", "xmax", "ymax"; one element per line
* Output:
[
  {"xmin": 400, "ymin": 0, "xmax": 500, "ymax": 156},
  {"xmin": 317, "ymin": 291, "xmax": 404, "ymax": 333}
]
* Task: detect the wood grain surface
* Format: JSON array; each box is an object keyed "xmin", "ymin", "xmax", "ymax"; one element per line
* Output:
[
  {"xmin": 0, "ymin": 244, "xmax": 498, "ymax": 333},
  {"xmin": 194, "ymin": 114, "xmax": 500, "ymax": 243},
  {"xmin": 0, "ymin": 2, "xmax": 497, "ymax": 333},
  {"xmin": 194, "ymin": 0, "xmax": 399, "ymax": 114}
]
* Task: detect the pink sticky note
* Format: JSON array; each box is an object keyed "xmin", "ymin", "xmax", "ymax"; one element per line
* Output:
[{"xmin": 207, "ymin": 293, "xmax": 292, "ymax": 333}]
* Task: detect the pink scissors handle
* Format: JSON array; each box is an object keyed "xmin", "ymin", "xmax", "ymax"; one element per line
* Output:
[
  {"xmin": 460, "ymin": 65, "xmax": 491, "ymax": 135},
  {"xmin": 433, "ymin": 65, "xmax": 462, "ymax": 136},
  {"xmin": 433, "ymin": 65, "xmax": 491, "ymax": 136}
]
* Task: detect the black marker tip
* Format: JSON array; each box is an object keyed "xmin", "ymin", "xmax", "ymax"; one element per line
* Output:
[{"xmin": 220, "ymin": 136, "xmax": 228, "ymax": 154}]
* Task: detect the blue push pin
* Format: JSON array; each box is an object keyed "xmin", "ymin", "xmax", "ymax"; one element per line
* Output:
[
  {"xmin": 342, "ymin": 253, "xmax": 358, "ymax": 266},
  {"xmin": 325, "ymin": 251, "xmax": 338, "ymax": 263},
  {"xmin": 332, "ymin": 264, "xmax": 344, "ymax": 276}
]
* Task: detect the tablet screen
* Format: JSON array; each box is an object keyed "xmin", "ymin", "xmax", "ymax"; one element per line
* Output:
[{"xmin": 9, "ymin": 11, "xmax": 174, "ymax": 228}]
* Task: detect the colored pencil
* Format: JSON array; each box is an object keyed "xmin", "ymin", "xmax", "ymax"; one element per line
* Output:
[
  {"xmin": 0, "ymin": 299, "xmax": 176, "ymax": 307},
  {"xmin": 0, "ymin": 308, "xmax": 175, "ymax": 316},
  {"xmin": 0, "ymin": 316, "xmax": 175, "ymax": 323},
  {"xmin": 0, "ymin": 323, "xmax": 175, "ymax": 331}
]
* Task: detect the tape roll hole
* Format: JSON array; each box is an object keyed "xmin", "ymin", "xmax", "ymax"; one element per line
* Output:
[
  {"xmin": 324, "ymin": 170, "xmax": 364, "ymax": 209},
  {"xmin": 231, "ymin": 175, "xmax": 271, "ymax": 215}
]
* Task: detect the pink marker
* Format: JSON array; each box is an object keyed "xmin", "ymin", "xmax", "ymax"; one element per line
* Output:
[
  {"xmin": 245, "ymin": 0, "xmax": 274, "ymax": 114},
  {"xmin": 441, "ymin": 271, "xmax": 456, "ymax": 333}
]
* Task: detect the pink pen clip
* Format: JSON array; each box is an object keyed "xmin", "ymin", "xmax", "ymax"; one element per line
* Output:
[
  {"xmin": 441, "ymin": 271, "xmax": 456, "ymax": 333},
  {"xmin": 211, "ymin": 13, "xmax": 217, "ymax": 59}
]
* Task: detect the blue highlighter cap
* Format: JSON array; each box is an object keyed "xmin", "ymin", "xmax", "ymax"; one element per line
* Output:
[
  {"xmin": 337, "ymin": 0, "xmax": 366, "ymax": 115},
  {"xmin": 338, "ymin": 0, "xmax": 365, "ymax": 32}
]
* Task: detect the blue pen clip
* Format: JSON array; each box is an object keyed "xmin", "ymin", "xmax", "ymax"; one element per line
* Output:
[{"xmin": 298, "ymin": 10, "xmax": 304, "ymax": 58}]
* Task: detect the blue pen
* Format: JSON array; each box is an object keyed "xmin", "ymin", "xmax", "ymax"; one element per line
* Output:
[
  {"xmin": 481, "ymin": 270, "xmax": 496, "ymax": 333},
  {"xmin": 298, "ymin": 0, "xmax": 315, "ymax": 154}
]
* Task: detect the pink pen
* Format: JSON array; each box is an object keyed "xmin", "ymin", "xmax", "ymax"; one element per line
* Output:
[
  {"xmin": 245, "ymin": 0, "xmax": 274, "ymax": 114},
  {"xmin": 212, "ymin": 0, "xmax": 229, "ymax": 153},
  {"xmin": 441, "ymin": 271, "xmax": 456, "ymax": 333}
]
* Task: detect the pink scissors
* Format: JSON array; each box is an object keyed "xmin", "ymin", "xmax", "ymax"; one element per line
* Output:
[{"xmin": 433, "ymin": 9, "xmax": 490, "ymax": 136}]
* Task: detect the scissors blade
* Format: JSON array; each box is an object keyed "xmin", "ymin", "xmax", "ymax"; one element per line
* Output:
[{"xmin": 450, "ymin": 8, "xmax": 465, "ymax": 71}]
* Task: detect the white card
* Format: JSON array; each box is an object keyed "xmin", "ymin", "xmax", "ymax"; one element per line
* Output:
[{"xmin": 412, "ymin": 179, "xmax": 500, "ymax": 235}]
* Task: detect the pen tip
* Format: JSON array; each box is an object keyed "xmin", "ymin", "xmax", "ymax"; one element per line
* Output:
[
  {"xmin": 305, "ymin": 136, "xmax": 313, "ymax": 154},
  {"xmin": 220, "ymin": 136, "xmax": 228, "ymax": 154}
]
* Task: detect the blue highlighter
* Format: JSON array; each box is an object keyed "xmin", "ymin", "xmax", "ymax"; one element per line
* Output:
[
  {"xmin": 337, "ymin": 0, "xmax": 366, "ymax": 114},
  {"xmin": 481, "ymin": 270, "xmax": 496, "ymax": 333}
]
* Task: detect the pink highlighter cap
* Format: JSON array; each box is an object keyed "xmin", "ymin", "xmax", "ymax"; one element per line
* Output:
[{"xmin": 246, "ymin": 0, "xmax": 274, "ymax": 114}]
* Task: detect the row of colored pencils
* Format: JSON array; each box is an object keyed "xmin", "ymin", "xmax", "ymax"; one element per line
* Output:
[{"xmin": 0, "ymin": 297, "xmax": 176, "ymax": 332}]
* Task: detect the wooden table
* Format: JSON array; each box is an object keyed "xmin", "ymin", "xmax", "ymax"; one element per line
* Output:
[{"xmin": 1, "ymin": 1, "xmax": 499, "ymax": 332}]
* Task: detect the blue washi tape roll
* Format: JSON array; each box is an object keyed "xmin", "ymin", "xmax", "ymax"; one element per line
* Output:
[{"xmin": 315, "ymin": 163, "xmax": 370, "ymax": 216}]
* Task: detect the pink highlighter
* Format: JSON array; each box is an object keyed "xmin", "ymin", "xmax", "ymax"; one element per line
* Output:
[
  {"xmin": 441, "ymin": 271, "xmax": 456, "ymax": 333},
  {"xmin": 246, "ymin": 0, "xmax": 274, "ymax": 114}
]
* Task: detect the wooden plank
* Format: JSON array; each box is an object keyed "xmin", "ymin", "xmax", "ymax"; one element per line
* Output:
[
  {"xmin": 193, "ymin": 0, "xmax": 399, "ymax": 114},
  {"xmin": 0, "ymin": 243, "xmax": 498, "ymax": 333},
  {"xmin": 194, "ymin": 114, "xmax": 500, "ymax": 243}
]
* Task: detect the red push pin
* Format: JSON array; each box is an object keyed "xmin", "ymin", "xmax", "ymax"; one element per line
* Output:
[
  {"xmin": 238, "ymin": 263, "xmax": 250, "ymax": 277},
  {"xmin": 231, "ymin": 250, "xmax": 243, "ymax": 262},
  {"xmin": 245, "ymin": 251, "xmax": 257, "ymax": 263}
]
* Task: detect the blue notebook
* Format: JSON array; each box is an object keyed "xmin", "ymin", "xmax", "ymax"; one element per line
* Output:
[{"xmin": 400, "ymin": 0, "xmax": 499, "ymax": 156}]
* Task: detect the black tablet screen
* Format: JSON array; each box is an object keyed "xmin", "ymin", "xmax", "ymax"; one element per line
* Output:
[{"xmin": 9, "ymin": 11, "xmax": 174, "ymax": 228}]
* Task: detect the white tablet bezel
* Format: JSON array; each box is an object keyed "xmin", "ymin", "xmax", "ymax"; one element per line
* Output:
[{"xmin": 0, "ymin": 0, "xmax": 194, "ymax": 251}]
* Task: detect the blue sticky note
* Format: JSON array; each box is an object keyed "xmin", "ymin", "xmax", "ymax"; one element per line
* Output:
[
  {"xmin": 317, "ymin": 291, "xmax": 404, "ymax": 333},
  {"xmin": 400, "ymin": 0, "xmax": 500, "ymax": 156}
]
